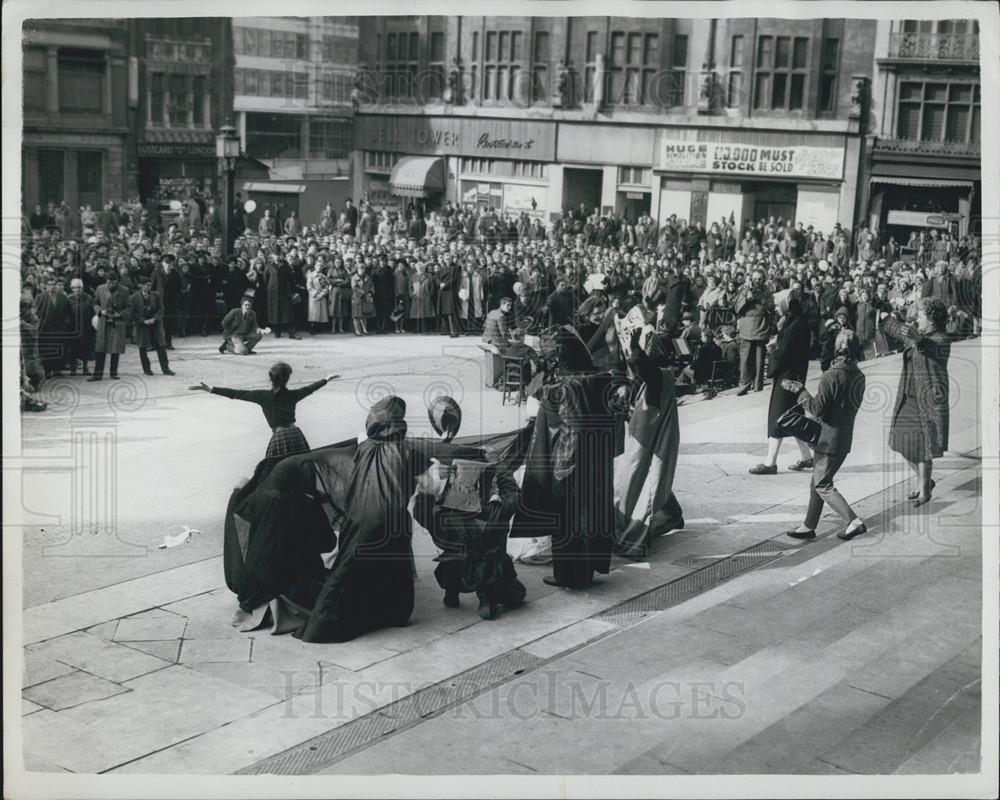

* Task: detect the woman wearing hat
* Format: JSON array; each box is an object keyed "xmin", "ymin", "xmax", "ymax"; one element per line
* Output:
[
  {"xmin": 190, "ymin": 363, "xmax": 339, "ymax": 459},
  {"xmin": 350, "ymin": 261, "xmax": 375, "ymax": 336},
  {"xmin": 880, "ymin": 298, "xmax": 951, "ymax": 507},
  {"xmin": 327, "ymin": 256, "xmax": 349, "ymax": 333}
]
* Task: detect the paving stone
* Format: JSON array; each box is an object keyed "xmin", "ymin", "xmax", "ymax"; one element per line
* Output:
[
  {"xmin": 893, "ymin": 712, "xmax": 982, "ymax": 774},
  {"xmin": 113, "ymin": 615, "xmax": 187, "ymax": 642},
  {"xmin": 178, "ymin": 638, "xmax": 253, "ymax": 664},
  {"xmin": 121, "ymin": 640, "xmax": 183, "ymax": 663},
  {"xmin": 22, "ymin": 652, "xmax": 76, "ymax": 688},
  {"xmin": 23, "ymin": 671, "xmax": 130, "ymax": 711},
  {"xmin": 26, "ymin": 631, "xmax": 172, "ymax": 683},
  {"xmin": 521, "ymin": 619, "xmax": 617, "ymax": 660},
  {"xmin": 187, "ymin": 661, "xmax": 324, "ymax": 700},
  {"xmin": 22, "ymin": 698, "xmax": 46, "ymax": 716},
  {"xmin": 22, "ymin": 666, "xmax": 278, "ymax": 773}
]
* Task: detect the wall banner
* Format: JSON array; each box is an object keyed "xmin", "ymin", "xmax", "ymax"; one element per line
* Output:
[{"xmin": 659, "ymin": 140, "xmax": 844, "ymax": 180}]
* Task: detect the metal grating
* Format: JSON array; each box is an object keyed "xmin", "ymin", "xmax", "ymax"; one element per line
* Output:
[
  {"xmin": 597, "ymin": 539, "xmax": 795, "ymax": 626},
  {"xmin": 239, "ymin": 647, "xmax": 543, "ymax": 775},
  {"xmin": 671, "ymin": 541, "xmax": 798, "ymax": 568}
]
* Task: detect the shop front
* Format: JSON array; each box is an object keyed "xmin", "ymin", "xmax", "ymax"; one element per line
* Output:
[
  {"xmin": 653, "ymin": 134, "xmax": 849, "ymax": 235},
  {"xmin": 137, "ymin": 139, "xmax": 217, "ymax": 204},
  {"xmin": 868, "ymin": 175, "xmax": 979, "ymax": 240},
  {"xmin": 354, "ymin": 114, "xmax": 556, "ymax": 218}
]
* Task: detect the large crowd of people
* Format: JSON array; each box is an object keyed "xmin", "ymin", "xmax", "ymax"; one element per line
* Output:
[
  {"xmin": 19, "ymin": 190, "xmax": 975, "ymax": 643},
  {"xmin": 20, "ymin": 192, "xmax": 982, "ymax": 409}
]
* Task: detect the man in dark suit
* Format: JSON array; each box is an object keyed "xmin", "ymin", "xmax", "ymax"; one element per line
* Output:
[
  {"xmin": 659, "ymin": 266, "xmax": 693, "ymax": 335},
  {"xmin": 33, "ymin": 275, "xmax": 73, "ymax": 377},
  {"xmin": 735, "ymin": 270, "xmax": 773, "ymax": 394},
  {"xmin": 151, "ymin": 254, "xmax": 183, "ymax": 349},
  {"xmin": 220, "ymin": 295, "xmax": 264, "ymax": 355},
  {"xmin": 129, "ymin": 277, "xmax": 175, "ymax": 376}
]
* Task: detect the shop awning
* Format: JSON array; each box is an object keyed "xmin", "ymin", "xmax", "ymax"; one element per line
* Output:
[
  {"xmin": 243, "ymin": 182, "xmax": 306, "ymax": 194},
  {"xmin": 389, "ymin": 156, "xmax": 445, "ymax": 198},
  {"xmin": 870, "ymin": 177, "xmax": 973, "ymax": 189}
]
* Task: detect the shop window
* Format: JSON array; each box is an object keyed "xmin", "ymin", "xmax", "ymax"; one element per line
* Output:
[
  {"xmin": 58, "ymin": 48, "xmax": 104, "ymax": 113},
  {"xmin": 668, "ymin": 34, "xmax": 687, "ymax": 106},
  {"xmin": 38, "ymin": 149, "xmax": 64, "ymax": 205},
  {"xmin": 365, "ymin": 151, "xmax": 400, "ymax": 170},
  {"xmin": 245, "ymin": 112, "xmax": 302, "ymax": 159},
  {"xmin": 755, "ymin": 35, "xmax": 808, "ymax": 110},
  {"xmin": 896, "ymin": 80, "xmax": 980, "ymax": 144},
  {"xmin": 818, "ymin": 38, "xmax": 839, "ymax": 113},
  {"xmin": 23, "ymin": 46, "xmax": 47, "ymax": 111},
  {"xmin": 618, "ymin": 166, "xmax": 649, "ymax": 185},
  {"xmin": 726, "ymin": 35, "xmax": 743, "ymax": 108},
  {"xmin": 309, "ymin": 118, "xmax": 352, "ymax": 159}
]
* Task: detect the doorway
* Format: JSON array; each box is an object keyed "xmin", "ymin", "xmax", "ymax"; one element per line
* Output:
[
  {"xmin": 619, "ymin": 192, "xmax": 651, "ymax": 222},
  {"xmin": 752, "ymin": 182, "xmax": 798, "ymax": 225},
  {"xmin": 563, "ymin": 167, "xmax": 603, "ymax": 217}
]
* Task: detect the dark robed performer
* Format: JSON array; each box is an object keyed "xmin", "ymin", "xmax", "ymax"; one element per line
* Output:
[
  {"xmin": 512, "ymin": 325, "xmax": 619, "ymax": 589},
  {"xmin": 613, "ymin": 327, "xmax": 685, "ymax": 560},
  {"xmin": 413, "ymin": 397, "xmax": 527, "ymax": 620},
  {"xmin": 189, "ymin": 362, "xmax": 338, "ymax": 459},
  {"xmin": 220, "ymin": 401, "xmax": 534, "ymax": 636},
  {"xmin": 295, "ymin": 396, "xmax": 426, "ymax": 642}
]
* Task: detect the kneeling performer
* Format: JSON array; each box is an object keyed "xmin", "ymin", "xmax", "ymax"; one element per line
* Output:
[{"xmin": 414, "ymin": 397, "xmax": 527, "ymax": 620}]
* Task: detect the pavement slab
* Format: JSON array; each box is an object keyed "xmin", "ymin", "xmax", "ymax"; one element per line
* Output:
[
  {"xmin": 22, "ymin": 671, "xmax": 130, "ymax": 711},
  {"xmin": 26, "ymin": 631, "xmax": 173, "ymax": 683}
]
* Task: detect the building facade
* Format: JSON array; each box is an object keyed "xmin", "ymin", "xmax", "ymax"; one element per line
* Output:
[
  {"xmin": 22, "ymin": 19, "xmax": 131, "ymax": 211},
  {"xmin": 130, "ymin": 18, "xmax": 235, "ymax": 204},
  {"xmin": 352, "ymin": 16, "xmax": 877, "ymax": 234},
  {"xmin": 865, "ymin": 19, "xmax": 981, "ymax": 240}
]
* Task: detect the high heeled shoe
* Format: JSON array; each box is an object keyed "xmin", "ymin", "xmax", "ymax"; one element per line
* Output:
[{"xmin": 907, "ymin": 480, "xmax": 935, "ymax": 500}]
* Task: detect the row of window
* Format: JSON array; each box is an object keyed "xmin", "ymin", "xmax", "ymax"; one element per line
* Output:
[
  {"xmin": 321, "ymin": 34, "xmax": 357, "ymax": 64},
  {"xmin": 148, "ymin": 73, "xmax": 209, "ymax": 127},
  {"xmin": 364, "ymin": 150, "xmax": 402, "ymax": 169},
  {"xmin": 900, "ymin": 19, "xmax": 979, "ymax": 34},
  {"xmin": 896, "ymin": 81, "xmax": 981, "ymax": 144},
  {"xmin": 244, "ymin": 113, "xmax": 352, "ymax": 160},
  {"xmin": 371, "ymin": 31, "xmax": 842, "ymax": 113},
  {"xmin": 235, "ymin": 68, "xmax": 309, "ymax": 99},
  {"xmin": 23, "ymin": 46, "xmax": 106, "ymax": 114},
  {"xmin": 235, "ymin": 27, "xmax": 309, "ymax": 60},
  {"xmin": 459, "ymin": 158, "xmax": 550, "ymax": 179}
]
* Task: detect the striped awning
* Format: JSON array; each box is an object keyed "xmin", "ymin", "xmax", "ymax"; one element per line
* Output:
[
  {"xmin": 389, "ymin": 156, "xmax": 445, "ymax": 198},
  {"xmin": 870, "ymin": 177, "xmax": 974, "ymax": 189},
  {"xmin": 243, "ymin": 181, "xmax": 306, "ymax": 194}
]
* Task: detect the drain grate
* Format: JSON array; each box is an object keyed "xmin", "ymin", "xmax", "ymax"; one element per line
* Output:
[
  {"xmin": 598, "ymin": 539, "xmax": 796, "ymax": 626},
  {"xmin": 671, "ymin": 541, "xmax": 798, "ymax": 569},
  {"xmin": 239, "ymin": 648, "xmax": 543, "ymax": 775}
]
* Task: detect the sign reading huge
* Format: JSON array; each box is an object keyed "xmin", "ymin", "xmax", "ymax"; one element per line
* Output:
[
  {"xmin": 356, "ymin": 116, "xmax": 556, "ymax": 162},
  {"xmin": 659, "ymin": 140, "xmax": 844, "ymax": 180}
]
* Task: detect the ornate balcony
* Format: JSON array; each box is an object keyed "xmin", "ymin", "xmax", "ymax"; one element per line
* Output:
[
  {"xmin": 873, "ymin": 137, "xmax": 981, "ymax": 158},
  {"xmin": 887, "ymin": 32, "xmax": 979, "ymax": 62}
]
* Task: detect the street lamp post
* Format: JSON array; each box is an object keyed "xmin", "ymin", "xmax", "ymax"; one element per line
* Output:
[{"xmin": 216, "ymin": 123, "xmax": 241, "ymax": 258}]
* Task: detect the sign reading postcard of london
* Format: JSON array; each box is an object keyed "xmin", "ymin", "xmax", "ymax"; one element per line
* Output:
[{"xmin": 659, "ymin": 140, "xmax": 845, "ymax": 180}]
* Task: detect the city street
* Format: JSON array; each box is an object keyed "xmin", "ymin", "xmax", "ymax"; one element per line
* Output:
[{"xmin": 15, "ymin": 332, "xmax": 985, "ymax": 776}]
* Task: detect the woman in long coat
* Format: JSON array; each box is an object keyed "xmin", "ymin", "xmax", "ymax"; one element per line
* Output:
[
  {"xmin": 409, "ymin": 262, "xmax": 435, "ymax": 333},
  {"xmin": 327, "ymin": 258, "xmax": 349, "ymax": 333},
  {"xmin": 373, "ymin": 258, "xmax": 396, "ymax": 333},
  {"xmin": 511, "ymin": 326, "xmax": 617, "ymax": 589},
  {"xmin": 749, "ymin": 296, "xmax": 814, "ymax": 475},
  {"xmin": 265, "ymin": 257, "xmax": 299, "ymax": 338},
  {"xmin": 306, "ymin": 265, "xmax": 330, "ymax": 332},
  {"xmin": 436, "ymin": 259, "xmax": 461, "ymax": 337},
  {"xmin": 881, "ymin": 298, "xmax": 951, "ymax": 506},
  {"xmin": 393, "ymin": 259, "xmax": 410, "ymax": 334},
  {"xmin": 350, "ymin": 263, "xmax": 375, "ymax": 336}
]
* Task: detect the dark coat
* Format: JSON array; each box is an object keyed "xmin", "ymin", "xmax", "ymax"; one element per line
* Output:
[
  {"xmin": 883, "ymin": 318, "xmax": 951, "ymax": 461},
  {"xmin": 660, "ymin": 274, "xmax": 692, "ymax": 332},
  {"xmin": 221, "ymin": 307, "xmax": 259, "ymax": 338},
  {"xmin": 767, "ymin": 315, "xmax": 811, "ymax": 437},
  {"xmin": 265, "ymin": 261, "xmax": 295, "ymax": 325},
  {"xmin": 151, "ymin": 268, "xmax": 183, "ymax": 313},
  {"xmin": 436, "ymin": 264, "xmax": 460, "ymax": 317},
  {"xmin": 855, "ymin": 302, "xmax": 877, "ymax": 344},
  {"xmin": 799, "ymin": 358, "xmax": 866, "ymax": 456},
  {"xmin": 735, "ymin": 285, "xmax": 772, "ymax": 341},
  {"xmin": 130, "ymin": 289, "xmax": 167, "ymax": 349},
  {"xmin": 93, "ymin": 283, "xmax": 133, "ymax": 354}
]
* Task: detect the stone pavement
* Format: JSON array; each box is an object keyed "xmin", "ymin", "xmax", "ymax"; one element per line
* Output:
[{"xmin": 14, "ymin": 333, "xmax": 987, "ymax": 776}]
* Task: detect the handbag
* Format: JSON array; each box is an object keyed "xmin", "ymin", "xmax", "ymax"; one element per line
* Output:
[{"xmin": 775, "ymin": 401, "xmax": 821, "ymax": 446}]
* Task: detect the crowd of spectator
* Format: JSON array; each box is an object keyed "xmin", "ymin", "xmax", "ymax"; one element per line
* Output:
[{"xmin": 20, "ymin": 191, "xmax": 983, "ymax": 411}]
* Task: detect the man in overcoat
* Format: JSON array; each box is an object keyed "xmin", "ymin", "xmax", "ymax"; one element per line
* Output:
[
  {"xmin": 88, "ymin": 270, "xmax": 132, "ymax": 381},
  {"xmin": 129, "ymin": 276, "xmax": 175, "ymax": 376}
]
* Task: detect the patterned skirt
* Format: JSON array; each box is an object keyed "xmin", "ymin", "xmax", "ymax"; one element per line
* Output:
[{"xmin": 266, "ymin": 425, "xmax": 311, "ymax": 459}]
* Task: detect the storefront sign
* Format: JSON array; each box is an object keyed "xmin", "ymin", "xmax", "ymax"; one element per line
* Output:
[
  {"xmin": 357, "ymin": 116, "xmax": 556, "ymax": 161},
  {"xmin": 887, "ymin": 210, "xmax": 957, "ymax": 228},
  {"xmin": 659, "ymin": 140, "xmax": 844, "ymax": 180},
  {"xmin": 138, "ymin": 143, "xmax": 215, "ymax": 158},
  {"xmin": 365, "ymin": 178, "xmax": 396, "ymax": 210}
]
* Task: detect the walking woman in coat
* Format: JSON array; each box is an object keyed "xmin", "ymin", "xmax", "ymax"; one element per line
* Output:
[
  {"xmin": 880, "ymin": 298, "xmax": 951, "ymax": 507},
  {"xmin": 749, "ymin": 295, "xmax": 814, "ymax": 474},
  {"xmin": 190, "ymin": 362, "xmax": 339, "ymax": 460},
  {"xmin": 781, "ymin": 330, "xmax": 869, "ymax": 541}
]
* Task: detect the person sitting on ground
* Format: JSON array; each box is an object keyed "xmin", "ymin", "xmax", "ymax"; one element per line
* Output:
[{"xmin": 220, "ymin": 294, "xmax": 269, "ymax": 355}]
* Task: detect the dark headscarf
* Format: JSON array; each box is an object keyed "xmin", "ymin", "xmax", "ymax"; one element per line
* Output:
[{"xmin": 365, "ymin": 395, "xmax": 407, "ymax": 441}]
